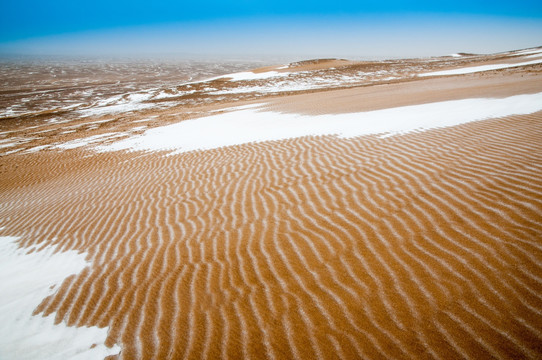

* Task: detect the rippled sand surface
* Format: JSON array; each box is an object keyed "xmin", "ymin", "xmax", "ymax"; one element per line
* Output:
[{"xmin": 1, "ymin": 48, "xmax": 542, "ymax": 359}]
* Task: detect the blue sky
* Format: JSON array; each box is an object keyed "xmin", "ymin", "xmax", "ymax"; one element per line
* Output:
[{"xmin": 1, "ymin": 0, "xmax": 541, "ymax": 58}]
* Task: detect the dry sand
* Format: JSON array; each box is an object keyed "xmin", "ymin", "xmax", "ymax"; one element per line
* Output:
[{"xmin": 1, "ymin": 47, "xmax": 542, "ymax": 359}]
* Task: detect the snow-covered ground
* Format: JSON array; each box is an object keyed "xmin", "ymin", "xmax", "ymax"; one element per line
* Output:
[
  {"xmin": 525, "ymin": 52, "xmax": 542, "ymax": 59},
  {"xmin": 78, "ymin": 93, "xmax": 155, "ymax": 117},
  {"xmin": 419, "ymin": 58, "xmax": 542, "ymax": 77},
  {"xmin": 96, "ymin": 92, "xmax": 542, "ymax": 154},
  {"xmin": 207, "ymin": 70, "xmax": 288, "ymax": 82},
  {"xmin": 0, "ymin": 236, "xmax": 120, "ymax": 360},
  {"xmin": 208, "ymin": 72, "xmax": 384, "ymax": 95},
  {"xmin": 511, "ymin": 48, "xmax": 542, "ymax": 56}
]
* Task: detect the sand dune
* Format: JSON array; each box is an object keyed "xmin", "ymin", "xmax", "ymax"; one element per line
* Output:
[{"xmin": 1, "ymin": 46, "xmax": 542, "ymax": 359}]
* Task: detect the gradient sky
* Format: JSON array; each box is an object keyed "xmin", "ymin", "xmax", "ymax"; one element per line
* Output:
[{"xmin": 1, "ymin": 0, "xmax": 542, "ymax": 59}]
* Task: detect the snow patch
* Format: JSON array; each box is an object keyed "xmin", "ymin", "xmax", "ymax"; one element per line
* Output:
[
  {"xmin": 419, "ymin": 58, "xmax": 542, "ymax": 77},
  {"xmin": 0, "ymin": 236, "xmax": 120, "ymax": 360},
  {"xmin": 208, "ymin": 71, "xmax": 287, "ymax": 82},
  {"xmin": 24, "ymin": 145, "xmax": 52, "ymax": 154},
  {"xmin": 96, "ymin": 92, "xmax": 542, "ymax": 154},
  {"xmin": 512, "ymin": 48, "xmax": 542, "ymax": 56}
]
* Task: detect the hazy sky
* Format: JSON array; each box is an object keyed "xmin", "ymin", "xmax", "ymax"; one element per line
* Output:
[{"xmin": 1, "ymin": 0, "xmax": 541, "ymax": 59}]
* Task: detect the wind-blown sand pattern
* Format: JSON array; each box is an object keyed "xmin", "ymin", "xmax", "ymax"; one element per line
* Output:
[{"xmin": 1, "ymin": 47, "xmax": 542, "ymax": 359}]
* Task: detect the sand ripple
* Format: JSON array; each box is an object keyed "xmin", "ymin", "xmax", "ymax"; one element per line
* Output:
[{"xmin": 1, "ymin": 112, "xmax": 542, "ymax": 359}]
